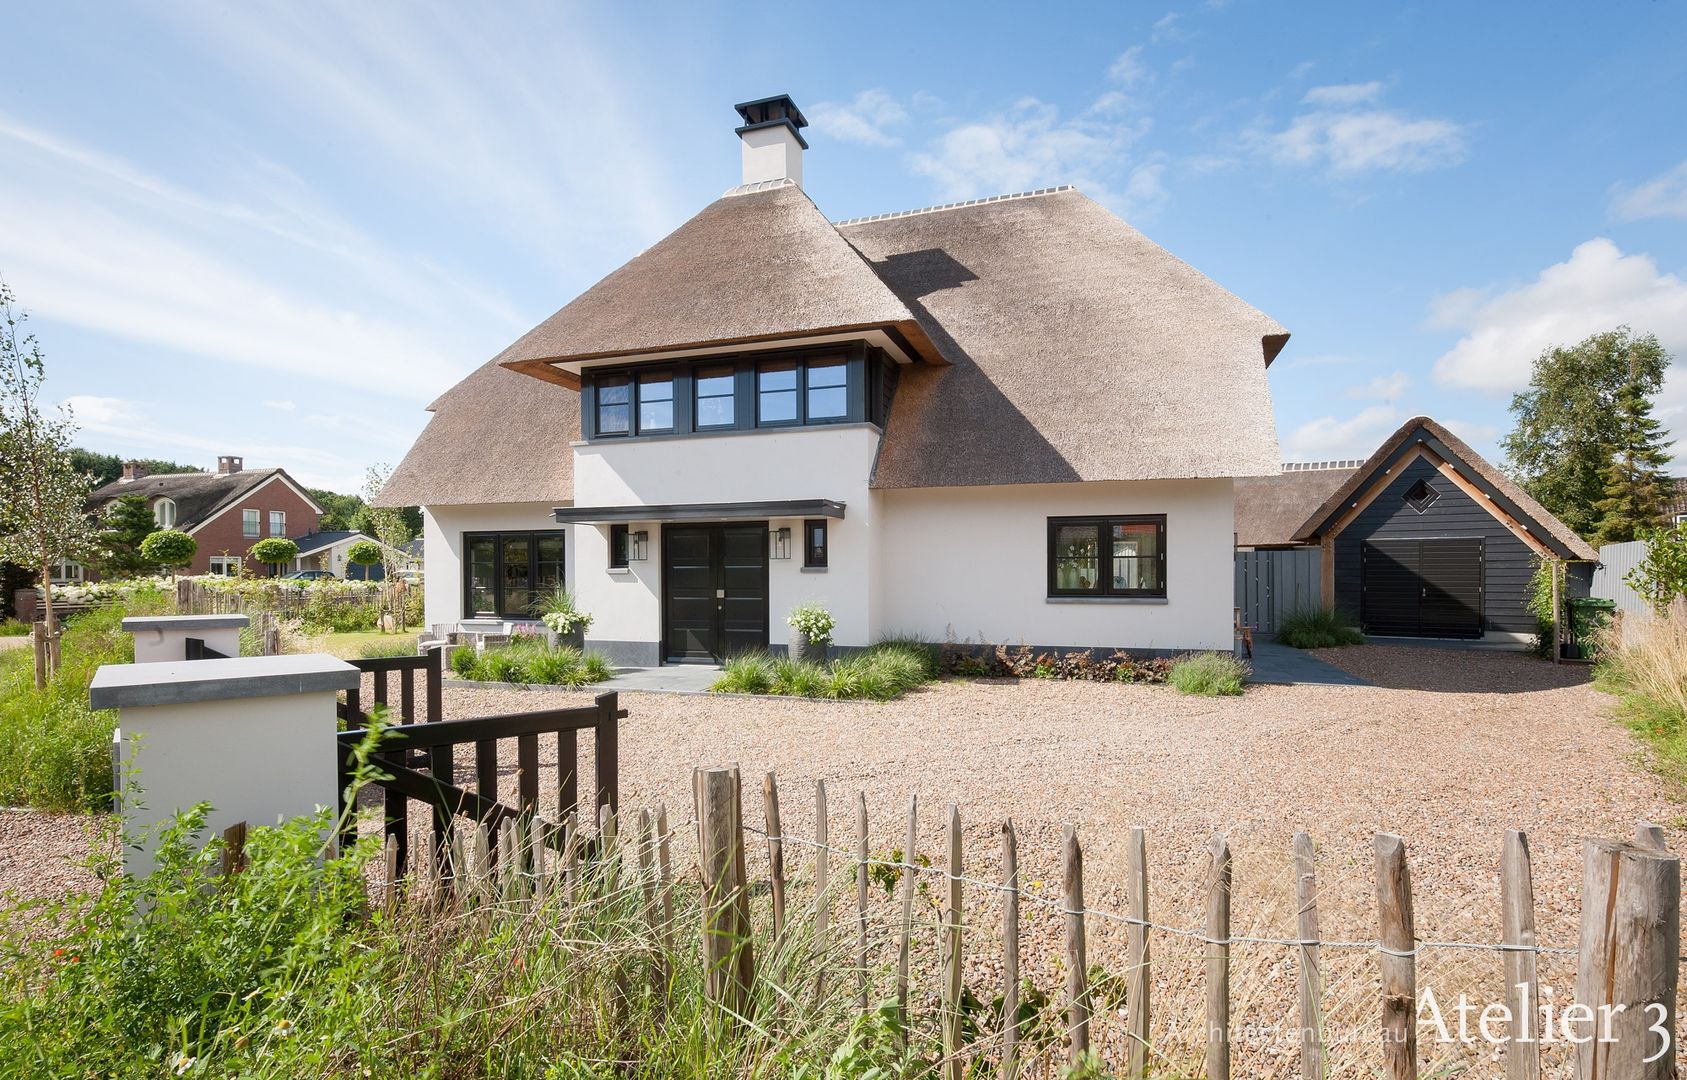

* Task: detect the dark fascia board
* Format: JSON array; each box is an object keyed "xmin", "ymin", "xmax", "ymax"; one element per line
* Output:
[
  {"xmin": 733, "ymin": 117, "xmax": 810, "ymax": 150},
  {"xmin": 733, "ymin": 94, "xmax": 809, "ymax": 127},
  {"xmin": 553, "ymin": 499, "xmax": 845, "ymax": 524},
  {"xmin": 1303, "ymin": 430, "xmax": 1589, "ymax": 561}
]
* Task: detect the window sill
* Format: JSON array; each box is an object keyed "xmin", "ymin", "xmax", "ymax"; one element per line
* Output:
[
  {"xmin": 606, "ymin": 567, "xmax": 632, "ymax": 576},
  {"xmin": 799, "ymin": 566, "xmax": 828, "ymax": 574},
  {"xmin": 1045, "ymin": 596, "xmax": 1169, "ymax": 605},
  {"xmin": 571, "ymin": 421, "xmax": 883, "ymax": 448}
]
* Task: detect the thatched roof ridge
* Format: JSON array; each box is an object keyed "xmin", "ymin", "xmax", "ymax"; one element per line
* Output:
[
  {"xmin": 1233, "ymin": 465, "xmax": 1358, "ymax": 547},
  {"xmin": 88, "ymin": 468, "xmax": 313, "ymax": 530},
  {"xmin": 1291, "ymin": 416, "xmax": 1598, "ymax": 561},
  {"xmin": 842, "ymin": 188, "xmax": 1286, "ymax": 488}
]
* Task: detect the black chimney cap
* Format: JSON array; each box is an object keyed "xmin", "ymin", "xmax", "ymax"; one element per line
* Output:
[{"xmin": 734, "ymin": 94, "xmax": 809, "ymax": 149}]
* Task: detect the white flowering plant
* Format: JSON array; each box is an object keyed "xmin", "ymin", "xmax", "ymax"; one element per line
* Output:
[
  {"xmin": 535, "ymin": 587, "xmax": 593, "ymax": 636},
  {"xmin": 786, "ymin": 603, "xmax": 835, "ymax": 644}
]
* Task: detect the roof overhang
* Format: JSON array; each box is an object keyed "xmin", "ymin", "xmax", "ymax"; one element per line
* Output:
[
  {"xmin": 553, "ymin": 499, "xmax": 845, "ymax": 525},
  {"xmin": 504, "ymin": 322, "xmax": 950, "ymax": 391}
]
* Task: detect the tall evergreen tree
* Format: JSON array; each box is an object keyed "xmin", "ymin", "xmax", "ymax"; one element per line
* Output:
[
  {"xmin": 1501, "ymin": 327, "xmax": 1671, "ymax": 539},
  {"xmin": 95, "ymin": 493, "xmax": 163, "ymax": 577},
  {"xmin": 1591, "ymin": 376, "xmax": 1673, "ymax": 544}
]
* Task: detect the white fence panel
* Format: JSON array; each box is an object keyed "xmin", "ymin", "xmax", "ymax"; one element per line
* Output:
[{"xmin": 1591, "ymin": 540, "xmax": 1649, "ymax": 619}]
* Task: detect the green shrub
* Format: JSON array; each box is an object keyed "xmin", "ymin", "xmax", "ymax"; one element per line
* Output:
[
  {"xmin": 869, "ymin": 635, "xmax": 940, "ymax": 679},
  {"xmin": 0, "ymin": 621, "xmax": 29, "ymax": 637},
  {"xmin": 939, "ymin": 641, "xmax": 1173, "ymax": 683},
  {"xmin": 0, "ymin": 605, "xmax": 135, "ymax": 810},
  {"xmin": 711, "ymin": 645, "xmax": 936, "ymax": 702},
  {"xmin": 357, "ymin": 636, "xmax": 418, "ymax": 659},
  {"xmin": 449, "ymin": 645, "xmax": 477, "ymax": 678},
  {"xmin": 1169, "ymin": 651, "xmax": 1249, "ymax": 697},
  {"xmin": 1276, "ymin": 606, "xmax": 1365, "ymax": 650},
  {"xmin": 450, "ymin": 641, "xmax": 612, "ymax": 687},
  {"xmin": 250, "ymin": 537, "xmax": 300, "ymax": 577},
  {"xmin": 713, "ymin": 652, "xmax": 775, "ymax": 695}
]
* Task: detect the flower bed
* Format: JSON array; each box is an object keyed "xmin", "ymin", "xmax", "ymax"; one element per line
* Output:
[
  {"xmin": 450, "ymin": 641, "xmax": 613, "ymax": 687},
  {"xmin": 940, "ymin": 642, "xmax": 1173, "ymax": 683}
]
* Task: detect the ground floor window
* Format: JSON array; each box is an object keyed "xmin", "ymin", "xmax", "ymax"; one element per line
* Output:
[
  {"xmin": 49, "ymin": 560, "xmax": 84, "ymax": 584},
  {"xmin": 208, "ymin": 555, "xmax": 242, "ymax": 577},
  {"xmin": 464, "ymin": 531, "xmax": 565, "ymax": 618},
  {"xmin": 1047, "ymin": 515, "xmax": 1166, "ymax": 598},
  {"xmin": 803, "ymin": 519, "xmax": 828, "ymax": 568}
]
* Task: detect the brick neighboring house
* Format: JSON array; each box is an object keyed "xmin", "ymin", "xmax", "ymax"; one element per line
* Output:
[{"xmin": 86, "ymin": 455, "xmax": 324, "ymax": 577}]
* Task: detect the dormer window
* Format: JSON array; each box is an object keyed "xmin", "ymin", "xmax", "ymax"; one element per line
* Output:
[{"xmin": 153, "ymin": 497, "xmax": 177, "ymax": 529}]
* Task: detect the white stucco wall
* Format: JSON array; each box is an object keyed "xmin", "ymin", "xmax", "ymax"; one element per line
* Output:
[
  {"xmin": 421, "ymin": 502, "xmax": 570, "ymax": 628},
  {"xmin": 572, "ymin": 426, "xmax": 881, "ymax": 648},
  {"xmin": 877, "ymin": 479, "xmax": 1236, "ymax": 651}
]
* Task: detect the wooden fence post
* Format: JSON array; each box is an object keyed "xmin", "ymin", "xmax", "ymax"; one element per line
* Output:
[
  {"xmin": 594, "ymin": 692, "xmax": 619, "ymax": 818},
  {"xmin": 941, "ymin": 804, "xmax": 963, "ymax": 1080},
  {"xmin": 897, "ymin": 793, "xmax": 918, "ymax": 1021},
  {"xmin": 1126, "ymin": 826, "xmax": 1150, "ymax": 1077},
  {"xmin": 855, "ymin": 791, "xmax": 870, "ymax": 1011},
  {"xmin": 1375, "ymin": 833, "xmax": 1416, "ymax": 1080},
  {"xmin": 1500, "ymin": 830, "xmax": 1539, "ymax": 1080},
  {"xmin": 221, "ymin": 821, "xmax": 248, "ymax": 877},
  {"xmin": 1292, "ymin": 831, "xmax": 1325, "ymax": 1080},
  {"xmin": 1635, "ymin": 822, "xmax": 1668, "ymax": 852},
  {"xmin": 764, "ymin": 772, "xmax": 787, "ymax": 938},
  {"xmin": 814, "ymin": 779, "xmax": 831, "ymax": 1001},
  {"xmin": 699, "ymin": 767, "xmax": 755, "ymax": 1022},
  {"xmin": 655, "ymin": 802, "xmax": 674, "ymax": 952},
  {"xmin": 1002, "ymin": 819, "xmax": 1021, "ymax": 1080},
  {"xmin": 32, "ymin": 620, "xmax": 47, "ymax": 690},
  {"xmin": 1205, "ymin": 833, "xmax": 1231, "ymax": 1080},
  {"xmin": 1573, "ymin": 839, "xmax": 1679, "ymax": 1079},
  {"xmin": 1064, "ymin": 823, "xmax": 1090, "ymax": 1060}
]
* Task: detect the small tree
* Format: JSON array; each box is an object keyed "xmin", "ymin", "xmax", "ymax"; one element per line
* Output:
[
  {"xmin": 346, "ymin": 539, "xmax": 384, "ymax": 582},
  {"xmin": 0, "ymin": 281, "xmax": 99, "ymax": 682},
  {"xmin": 361, "ymin": 464, "xmax": 413, "ymax": 630},
  {"xmin": 250, "ymin": 537, "xmax": 299, "ymax": 579},
  {"xmin": 97, "ymin": 494, "xmax": 163, "ymax": 578},
  {"xmin": 1625, "ymin": 527, "xmax": 1687, "ymax": 615},
  {"xmin": 1590, "ymin": 375, "xmax": 1672, "ymax": 545},
  {"xmin": 140, "ymin": 529, "xmax": 197, "ymax": 578}
]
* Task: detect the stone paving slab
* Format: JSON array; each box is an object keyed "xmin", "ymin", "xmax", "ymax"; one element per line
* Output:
[{"xmin": 1243, "ymin": 640, "xmax": 1371, "ymax": 686}]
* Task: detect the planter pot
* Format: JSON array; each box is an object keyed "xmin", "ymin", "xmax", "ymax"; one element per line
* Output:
[
  {"xmin": 546, "ymin": 628, "xmax": 586, "ymax": 651},
  {"xmin": 789, "ymin": 628, "xmax": 829, "ymax": 665}
]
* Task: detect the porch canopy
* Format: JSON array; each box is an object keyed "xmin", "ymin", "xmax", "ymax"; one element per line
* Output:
[{"xmin": 552, "ymin": 499, "xmax": 845, "ymax": 524}]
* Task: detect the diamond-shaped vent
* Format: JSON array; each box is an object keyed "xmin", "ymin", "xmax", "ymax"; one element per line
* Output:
[{"xmin": 1403, "ymin": 478, "xmax": 1440, "ymax": 513}]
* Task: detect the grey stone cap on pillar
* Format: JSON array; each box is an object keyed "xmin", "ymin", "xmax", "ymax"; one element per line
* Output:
[
  {"xmin": 121, "ymin": 614, "xmax": 250, "ymax": 632},
  {"xmin": 90, "ymin": 654, "xmax": 360, "ymax": 710}
]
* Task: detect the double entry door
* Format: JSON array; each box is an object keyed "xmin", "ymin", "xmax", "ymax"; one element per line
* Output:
[
  {"xmin": 662, "ymin": 523, "xmax": 769, "ymax": 662},
  {"xmin": 1360, "ymin": 537, "xmax": 1485, "ymax": 639}
]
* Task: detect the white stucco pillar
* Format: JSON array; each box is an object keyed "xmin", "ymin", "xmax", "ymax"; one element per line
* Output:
[
  {"xmin": 90, "ymin": 654, "xmax": 359, "ymax": 877},
  {"xmin": 122, "ymin": 614, "xmax": 248, "ymax": 662}
]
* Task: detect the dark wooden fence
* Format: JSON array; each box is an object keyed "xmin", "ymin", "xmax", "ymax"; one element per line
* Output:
[
  {"xmin": 338, "ymin": 647, "xmax": 444, "ymax": 728},
  {"xmin": 337, "ymin": 691, "xmax": 624, "ymax": 879}
]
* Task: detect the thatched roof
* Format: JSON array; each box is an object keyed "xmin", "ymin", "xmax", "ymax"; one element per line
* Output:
[
  {"xmin": 1233, "ymin": 465, "xmax": 1358, "ymax": 547},
  {"xmin": 89, "ymin": 468, "xmax": 314, "ymax": 530},
  {"xmin": 1292, "ymin": 416, "xmax": 1599, "ymax": 561},
  {"xmin": 374, "ymin": 357, "xmax": 576, "ymax": 507},
  {"xmin": 494, "ymin": 180, "xmax": 948, "ymax": 388},
  {"xmin": 842, "ymin": 189, "xmax": 1287, "ymax": 488}
]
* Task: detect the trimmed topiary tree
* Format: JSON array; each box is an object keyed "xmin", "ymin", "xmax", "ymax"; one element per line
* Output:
[
  {"xmin": 346, "ymin": 539, "xmax": 383, "ymax": 581},
  {"xmin": 139, "ymin": 529, "xmax": 196, "ymax": 578},
  {"xmin": 250, "ymin": 537, "xmax": 299, "ymax": 579}
]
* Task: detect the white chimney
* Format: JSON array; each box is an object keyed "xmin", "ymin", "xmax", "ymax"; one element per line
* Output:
[{"xmin": 735, "ymin": 95, "xmax": 808, "ymax": 187}]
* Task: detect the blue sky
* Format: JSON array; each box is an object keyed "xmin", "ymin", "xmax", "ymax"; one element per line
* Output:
[{"xmin": 4, "ymin": 1, "xmax": 1685, "ymax": 493}]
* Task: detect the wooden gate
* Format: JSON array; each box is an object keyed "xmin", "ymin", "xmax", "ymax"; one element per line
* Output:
[
  {"xmin": 1233, "ymin": 547, "xmax": 1321, "ymax": 634},
  {"xmin": 336, "ymin": 691, "xmax": 624, "ymax": 877}
]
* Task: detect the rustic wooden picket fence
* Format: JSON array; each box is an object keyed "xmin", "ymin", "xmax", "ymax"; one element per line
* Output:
[{"xmin": 339, "ymin": 765, "xmax": 1681, "ymax": 1080}]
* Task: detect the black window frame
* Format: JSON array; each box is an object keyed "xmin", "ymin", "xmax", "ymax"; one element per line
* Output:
[
  {"xmin": 1046, "ymin": 515, "xmax": 1167, "ymax": 599},
  {"xmin": 803, "ymin": 518, "xmax": 828, "ymax": 569},
  {"xmin": 609, "ymin": 523, "xmax": 630, "ymax": 570},
  {"xmin": 462, "ymin": 530, "xmax": 567, "ymax": 619},
  {"xmin": 580, "ymin": 342, "xmax": 892, "ymax": 441}
]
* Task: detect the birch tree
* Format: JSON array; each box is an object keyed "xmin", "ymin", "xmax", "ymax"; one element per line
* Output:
[
  {"xmin": 0, "ymin": 282, "xmax": 99, "ymax": 682},
  {"xmin": 361, "ymin": 463, "xmax": 413, "ymax": 630}
]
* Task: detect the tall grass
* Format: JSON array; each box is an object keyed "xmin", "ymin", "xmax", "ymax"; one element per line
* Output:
[
  {"xmin": 1595, "ymin": 607, "xmax": 1687, "ymax": 787},
  {"xmin": 711, "ymin": 639, "xmax": 937, "ymax": 701},
  {"xmin": 0, "ymin": 605, "xmax": 133, "ymax": 811},
  {"xmin": 1275, "ymin": 605, "xmax": 1365, "ymax": 649},
  {"xmin": 1168, "ymin": 651, "xmax": 1249, "ymax": 696},
  {"xmin": 450, "ymin": 641, "xmax": 614, "ymax": 687}
]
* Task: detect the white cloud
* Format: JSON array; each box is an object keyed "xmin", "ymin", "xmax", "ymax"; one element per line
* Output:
[
  {"xmin": 1610, "ymin": 160, "xmax": 1687, "ymax": 222},
  {"xmin": 1151, "ymin": 12, "xmax": 1183, "ymax": 42},
  {"xmin": 1262, "ymin": 83, "xmax": 1464, "ymax": 176},
  {"xmin": 1283, "ymin": 405, "xmax": 1404, "ymax": 459},
  {"xmin": 262, "ymin": 399, "xmax": 295, "ymax": 411},
  {"xmin": 1430, "ymin": 238, "xmax": 1687, "ymax": 392},
  {"xmin": 1440, "ymin": 418, "xmax": 1501, "ymax": 445},
  {"xmin": 62, "ymin": 395, "xmax": 141, "ymax": 427},
  {"xmin": 1345, "ymin": 371, "xmax": 1412, "ymax": 401},
  {"xmin": 1287, "ymin": 61, "xmax": 1316, "ymax": 81},
  {"xmin": 1273, "ymin": 352, "xmax": 1352, "ymax": 369},
  {"xmin": 808, "ymin": 90, "xmax": 909, "ymax": 148},
  {"xmin": 1301, "ymin": 81, "xmax": 1384, "ymax": 106}
]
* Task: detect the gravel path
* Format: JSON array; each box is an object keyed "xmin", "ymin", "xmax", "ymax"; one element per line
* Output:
[{"xmin": 4, "ymin": 646, "xmax": 1676, "ymax": 1076}]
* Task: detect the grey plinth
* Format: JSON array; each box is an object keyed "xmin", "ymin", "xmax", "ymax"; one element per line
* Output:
[
  {"xmin": 123, "ymin": 613, "xmax": 250, "ymax": 663},
  {"xmin": 93, "ymin": 653, "xmax": 359, "ymax": 877}
]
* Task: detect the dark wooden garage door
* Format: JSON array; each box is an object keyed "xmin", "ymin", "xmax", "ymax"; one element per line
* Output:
[{"xmin": 1361, "ymin": 537, "xmax": 1484, "ymax": 639}]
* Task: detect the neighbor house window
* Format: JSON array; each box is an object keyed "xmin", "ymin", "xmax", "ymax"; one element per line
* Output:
[
  {"xmin": 694, "ymin": 364, "xmax": 736, "ymax": 428},
  {"xmin": 269, "ymin": 510, "xmax": 286, "ymax": 536},
  {"xmin": 153, "ymin": 497, "xmax": 176, "ymax": 529},
  {"xmin": 50, "ymin": 560, "xmax": 84, "ymax": 584},
  {"xmin": 610, "ymin": 524, "xmax": 630, "ymax": 570},
  {"xmin": 463, "ymin": 531, "xmax": 565, "ymax": 619},
  {"xmin": 596, "ymin": 376, "xmax": 631, "ymax": 436},
  {"xmin": 242, "ymin": 509, "xmax": 260, "ymax": 537},
  {"xmin": 804, "ymin": 519, "xmax": 828, "ymax": 568},
  {"xmin": 1047, "ymin": 516, "xmax": 1166, "ymax": 598},
  {"xmin": 209, "ymin": 555, "xmax": 242, "ymax": 577}
]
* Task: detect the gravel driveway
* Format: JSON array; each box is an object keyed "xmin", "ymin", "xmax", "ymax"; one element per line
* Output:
[{"xmin": 5, "ymin": 645, "xmax": 1676, "ymax": 1076}]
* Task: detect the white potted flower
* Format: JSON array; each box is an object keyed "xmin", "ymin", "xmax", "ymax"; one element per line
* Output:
[
  {"xmin": 786, "ymin": 602, "xmax": 835, "ymax": 664},
  {"xmin": 535, "ymin": 587, "xmax": 594, "ymax": 650}
]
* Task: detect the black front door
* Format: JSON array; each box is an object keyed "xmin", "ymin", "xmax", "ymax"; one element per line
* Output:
[
  {"xmin": 1361, "ymin": 537, "xmax": 1484, "ymax": 639},
  {"xmin": 663, "ymin": 523, "xmax": 769, "ymax": 662}
]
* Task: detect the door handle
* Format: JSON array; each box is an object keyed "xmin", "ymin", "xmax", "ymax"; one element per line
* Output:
[{"xmin": 716, "ymin": 589, "xmax": 726, "ymax": 599}]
